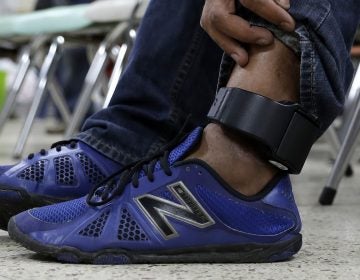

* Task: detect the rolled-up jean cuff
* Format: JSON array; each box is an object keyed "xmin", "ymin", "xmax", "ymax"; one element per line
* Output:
[{"xmin": 250, "ymin": 20, "xmax": 300, "ymax": 56}]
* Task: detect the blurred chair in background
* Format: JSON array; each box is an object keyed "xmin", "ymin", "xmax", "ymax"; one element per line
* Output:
[
  {"xmin": 35, "ymin": 0, "xmax": 93, "ymax": 133},
  {"xmin": 0, "ymin": 0, "xmax": 148, "ymax": 158},
  {"xmin": 320, "ymin": 28, "xmax": 360, "ymax": 205}
]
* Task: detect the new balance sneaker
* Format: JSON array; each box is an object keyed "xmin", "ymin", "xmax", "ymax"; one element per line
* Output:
[
  {"xmin": 8, "ymin": 128, "xmax": 302, "ymax": 264},
  {"xmin": 0, "ymin": 141, "xmax": 121, "ymax": 230}
]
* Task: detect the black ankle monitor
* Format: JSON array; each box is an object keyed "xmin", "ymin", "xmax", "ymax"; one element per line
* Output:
[{"xmin": 208, "ymin": 88, "xmax": 320, "ymax": 174}]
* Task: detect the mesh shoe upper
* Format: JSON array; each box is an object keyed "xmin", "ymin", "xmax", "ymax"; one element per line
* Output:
[
  {"xmin": 0, "ymin": 141, "xmax": 121, "ymax": 200},
  {"xmin": 30, "ymin": 198, "xmax": 89, "ymax": 224}
]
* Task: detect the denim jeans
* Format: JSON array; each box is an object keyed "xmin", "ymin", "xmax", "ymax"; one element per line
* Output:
[{"xmin": 77, "ymin": 0, "xmax": 360, "ymax": 166}]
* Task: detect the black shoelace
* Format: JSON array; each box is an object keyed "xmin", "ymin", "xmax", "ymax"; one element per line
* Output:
[
  {"xmin": 27, "ymin": 140, "xmax": 77, "ymax": 160},
  {"xmin": 87, "ymin": 150, "xmax": 173, "ymax": 207},
  {"xmin": 87, "ymin": 120, "xmax": 193, "ymax": 207}
]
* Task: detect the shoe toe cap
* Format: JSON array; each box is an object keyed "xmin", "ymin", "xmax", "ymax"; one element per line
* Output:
[
  {"xmin": 11, "ymin": 210, "xmax": 62, "ymax": 236},
  {"xmin": 11, "ymin": 197, "xmax": 89, "ymax": 234}
]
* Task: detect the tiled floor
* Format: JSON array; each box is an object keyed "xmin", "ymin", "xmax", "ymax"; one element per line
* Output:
[{"xmin": 0, "ymin": 120, "xmax": 359, "ymax": 280}]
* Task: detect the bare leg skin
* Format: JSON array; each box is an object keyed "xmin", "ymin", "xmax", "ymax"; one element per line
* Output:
[{"xmin": 188, "ymin": 39, "xmax": 300, "ymax": 196}]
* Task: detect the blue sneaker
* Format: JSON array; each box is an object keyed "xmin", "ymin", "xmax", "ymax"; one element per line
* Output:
[
  {"xmin": 0, "ymin": 140, "xmax": 121, "ymax": 230},
  {"xmin": 8, "ymin": 128, "xmax": 302, "ymax": 264}
]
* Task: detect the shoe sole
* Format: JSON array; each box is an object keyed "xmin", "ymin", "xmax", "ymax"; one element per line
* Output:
[
  {"xmin": 0, "ymin": 187, "xmax": 64, "ymax": 231},
  {"xmin": 8, "ymin": 218, "xmax": 302, "ymax": 264}
]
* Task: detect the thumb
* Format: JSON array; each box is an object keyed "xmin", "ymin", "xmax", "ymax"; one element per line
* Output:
[{"xmin": 274, "ymin": 0, "xmax": 290, "ymax": 10}]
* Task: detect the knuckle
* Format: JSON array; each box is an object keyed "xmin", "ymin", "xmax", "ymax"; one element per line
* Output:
[
  {"xmin": 200, "ymin": 17, "xmax": 207, "ymax": 29},
  {"xmin": 239, "ymin": 0, "xmax": 250, "ymax": 7},
  {"xmin": 200, "ymin": 8, "xmax": 224, "ymax": 29},
  {"xmin": 240, "ymin": 0, "xmax": 262, "ymax": 9},
  {"xmin": 200, "ymin": 12, "xmax": 212, "ymax": 29},
  {"xmin": 208, "ymin": 10, "xmax": 224, "ymax": 25}
]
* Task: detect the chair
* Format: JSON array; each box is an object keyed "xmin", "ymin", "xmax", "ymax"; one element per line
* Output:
[
  {"xmin": 0, "ymin": 0, "xmax": 148, "ymax": 158},
  {"xmin": 64, "ymin": 0, "xmax": 148, "ymax": 139},
  {"xmin": 319, "ymin": 46, "xmax": 360, "ymax": 205}
]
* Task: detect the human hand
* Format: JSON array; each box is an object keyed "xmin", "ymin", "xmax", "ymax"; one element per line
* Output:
[{"xmin": 201, "ymin": 0, "xmax": 296, "ymax": 66}]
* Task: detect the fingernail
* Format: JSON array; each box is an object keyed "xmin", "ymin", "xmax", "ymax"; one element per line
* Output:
[
  {"xmin": 276, "ymin": 0, "xmax": 290, "ymax": 9},
  {"xmin": 257, "ymin": 38, "xmax": 271, "ymax": 45},
  {"xmin": 230, "ymin": 53, "xmax": 247, "ymax": 66},
  {"xmin": 230, "ymin": 53, "xmax": 248, "ymax": 66},
  {"xmin": 280, "ymin": 21, "xmax": 293, "ymax": 31},
  {"xmin": 230, "ymin": 53, "xmax": 240, "ymax": 64}
]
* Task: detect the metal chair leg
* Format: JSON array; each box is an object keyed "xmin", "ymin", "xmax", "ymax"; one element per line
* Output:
[
  {"xmin": 64, "ymin": 43, "xmax": 110, "ymax": 138},
  {"xmin": 64, "ymin": 21, "xmax": 130, "ymax": 138},
  {"xmin": 64, "ymin": 1, "xmax": 144, "ymax": 137},
  {"xmin": 13, "ymin": 36, "xmax": 64, "ymax": 159},
  {"xmin": 48, "ymin": 79, "xmax": 71, "ymax": 124},
  {"xmin": 103, "ymin": 27, "xmax": 136, "ymax": 109},
  {"xmin": 0, "ymin": 47, "xmax": 31, "ymax": 133},
  {"xmin": 103, "ymin": 44, "xmax": 128, "ymax": 108},
  {"xmin": 324, "ymin": 125, "xmax": 341, "ymax": 158},
  {"xmin": 324, "ymin": 125, "xmax": 354, "ymax": 177},
  {"xmin": 0, "ymin": 36, "xmax": 50, "ymax": 134},
  {"xmin": 339, "ymin": 64, "xmax": 360, "ymax": 141},
  {"xmin": 319, "ymin": 90, "xmax": 360, "ymax": 205},
  {"xmin": 63, "ymin": 1, "xmax": 144, "ymax": 137}
]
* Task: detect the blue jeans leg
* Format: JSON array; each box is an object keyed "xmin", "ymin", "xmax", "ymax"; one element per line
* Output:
[
  {"xmin": 291, "ymin": 0, "xmax": 360, "ymax": 131},
  {"xmin": 77, "ymin": 0, "xmax": 223, "ymax": 165},
  {"xmin": 78, "ymin": 0, "xmax": 360, "ymax": 166}
]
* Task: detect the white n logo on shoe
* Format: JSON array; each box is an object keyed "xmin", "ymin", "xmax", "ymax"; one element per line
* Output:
[{"xmin": 135, "ymin": 181, "xmax": 215, "ymax": 239}]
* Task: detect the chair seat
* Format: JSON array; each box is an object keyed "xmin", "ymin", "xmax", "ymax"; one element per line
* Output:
[
  {"xmin": 85, "ymin": 0, "xmax": 149, "ymax": 23},
  {"xmin": 0, "ymin": 5, "xmax": 92, "ymax": 38},
  {"xmin": 0, "ymin": 0, "xmax": 149, "ymax": 39}
]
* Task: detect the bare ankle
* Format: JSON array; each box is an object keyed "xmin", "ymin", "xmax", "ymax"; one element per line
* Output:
[
  {"xmin": 227, "ymin": 39, "xmax": 300, "ymax": 102},
  {"xmin": 188, "ymin": 39, "xmax": 299, "ymax": 196},
  {"xmin": 188, "ymin": 123, "xmax": 277, "ymax": 196}
]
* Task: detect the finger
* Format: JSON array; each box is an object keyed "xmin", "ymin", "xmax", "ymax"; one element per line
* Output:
[
  {"xmin": 240, "ymin": 0, "xmax": 296, "ymax": 32},
  {"xmin": 274, "ymin": 0, "xmax": 290, "ymax": 10},
  {"xmin": 208, "ymin": 28, "xmax": 249, "ymax": 66},
  {"xmin": 213, "ymin": 14, "xmax": 274, "ymax": 46}
]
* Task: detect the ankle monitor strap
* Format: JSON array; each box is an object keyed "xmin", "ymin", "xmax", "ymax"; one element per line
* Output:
[{"xmin": 207, "ymin": 87, "xmax": 320, "ymax": 174}]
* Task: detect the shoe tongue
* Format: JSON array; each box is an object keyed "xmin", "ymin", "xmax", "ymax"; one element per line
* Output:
[
  {"xmin": 167, "ymin": 127, "xmax": 203, "ymax": 165},
  {"xmin": 137, "ymin": 127, "xmax": 202, "ymax": 179},
  {"xmin": 89, "ymin": 127, "xmax": 204, "ymax": 204}
]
